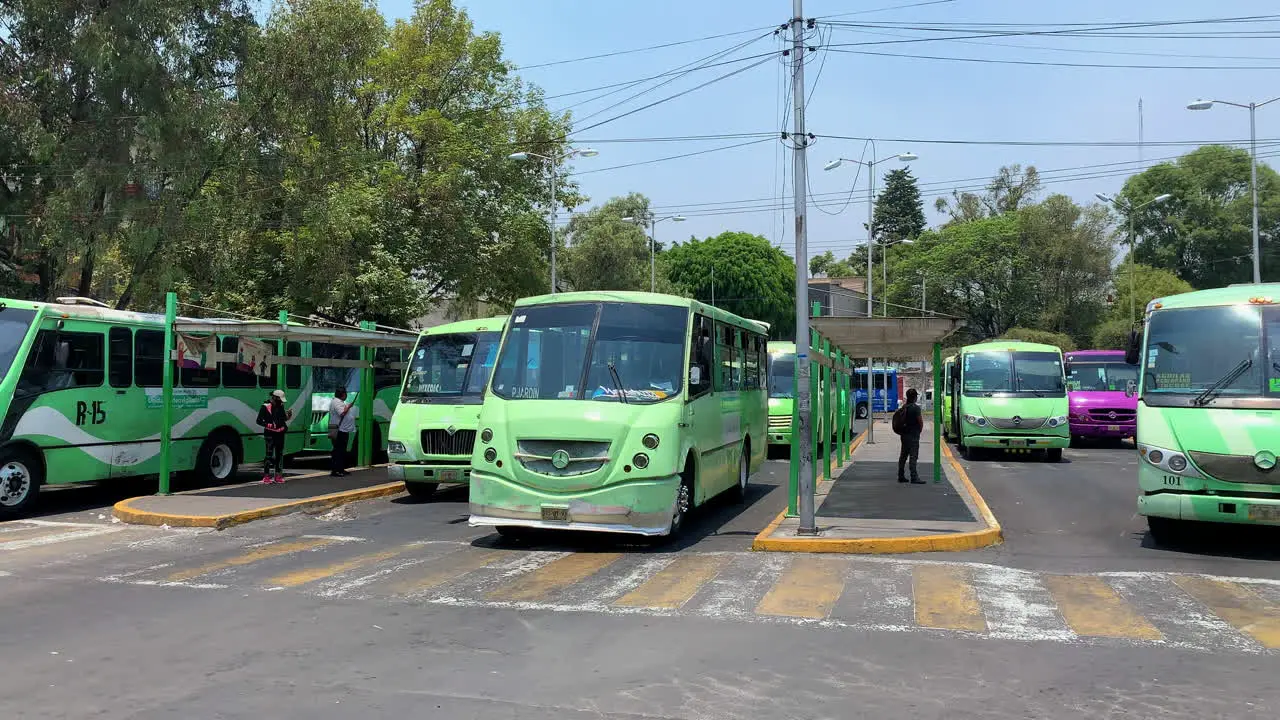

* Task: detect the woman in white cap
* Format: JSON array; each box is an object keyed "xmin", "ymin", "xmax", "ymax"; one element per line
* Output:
[{"xmin": 256, "ymin": 389, "xmax": 293, "ymax": 483}]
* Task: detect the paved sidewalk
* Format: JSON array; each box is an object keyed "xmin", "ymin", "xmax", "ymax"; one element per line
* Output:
[
  {"xmin": 755, "ymin": 421, "xmax": 1002, "ymax": 553},
  {"xmin": 113, "ymin": 466, "xmax": 404, "ymax": 529}
]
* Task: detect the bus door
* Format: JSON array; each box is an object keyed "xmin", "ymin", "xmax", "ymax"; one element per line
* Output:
[{"xmin": 684, "ymin": 313, "xmax": 720, "ymax": 503}]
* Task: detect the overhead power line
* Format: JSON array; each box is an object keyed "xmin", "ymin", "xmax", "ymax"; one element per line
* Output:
[
  {"xmin": 826, "ymin": 48, "xmax": 1280, "ymax": 71},
  {"xmin": 517, "ymin": 25, "xmax": 779, "ymax": 70}
]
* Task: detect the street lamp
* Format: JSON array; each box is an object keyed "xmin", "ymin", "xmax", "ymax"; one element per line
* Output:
[
  {"xmin": 1096, "ymin": 192, "xmax": 1173, "ymax": 322},
  {"xmin": 508, "ymin": 146, "xmax": 600, "ymax": 293},
  {"xmin": 622, "ymin": 214, "xmax": 686, "ymax": 292},
  {"xmin": 1187, "ymin": 96, "xmax": 1280, "ymax": 284},
  {"xmin": 824, "ymin": 148, "xmax": 917, "ymax": 444}
]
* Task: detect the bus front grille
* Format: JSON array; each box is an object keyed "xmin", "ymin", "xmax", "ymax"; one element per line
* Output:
[
  {"xmin": 515, "ymin": 439, "xmax": 610, "ymax": 477},
  {"xmin": 1189, "ymin": 451, "xmax": 1280, "ymax": 485},
  {"xmin": 311, "ymin": 410, "xmax": 328, "ymax": 426},
  {"xmin": 420, "ymin": 429, "xmax": 477, "ymax": 457},
  {"xmin": 1087, "ymin": 409, "xmax": 1135, "ymax": 422},
  {"xmin": 987, "ymin": 416, "xmax": 1047, "ymax": 430},
  {"xmin": 768, "ymin": 415, "xmax": 791, "ymax": 429}
]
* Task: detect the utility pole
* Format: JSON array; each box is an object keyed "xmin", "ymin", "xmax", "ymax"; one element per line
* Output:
[
  {"xmin": 790, "ymin": 0, "xmax": 816, "ymax": 535},
  {"xmin": 865, "ymin": 146, "xmax": 876, "ymax": 445}
]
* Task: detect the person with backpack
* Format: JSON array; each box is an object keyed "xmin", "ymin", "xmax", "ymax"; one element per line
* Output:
[
  {"xmin": 256, "ymin": 390, "xmax": 293, "ymax": 484},
  {"xmin": 892, "ymin": 388, "xmax": 925, "ymax": 484}
]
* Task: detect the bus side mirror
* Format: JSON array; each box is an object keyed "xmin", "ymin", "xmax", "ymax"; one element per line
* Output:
[
  {"xmin": 1063, "ymin": 361, "xmax": 1073, "ymax": 377},
  {"xmin": 689, "ymin": 366, "xmax": 702, "ymax": 387},
  {"xmin": 1124, "ymin": 329, "xmax": 1141, "ymax": 365},
  {"xmin": 1125, "ymin": 380, "xmax": 1137, "ymax": 398}
]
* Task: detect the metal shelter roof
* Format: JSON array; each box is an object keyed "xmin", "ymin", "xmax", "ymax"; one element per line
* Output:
[
  {"xmin": 810, "ymin": 316, "xmax": 966, "ymax": 358},
  {"xmin": 171, "ymin": 319, "xmax": 419, "ymax": 349}
]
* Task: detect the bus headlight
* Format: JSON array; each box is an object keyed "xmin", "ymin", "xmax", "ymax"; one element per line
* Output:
[
  {"xmin": 1046, "ymin": 415, "xmax": 1068, "ymax": 428},
  {"xmin": 642, "ymin": 433, "xmax": 660, "ymax": 449},
  {"xmin": 387, "ymin": 441, "xmax": 407, "ymax": 455},
  {"xmin": 483, "ymin": 447, "xmax": 497, "ymax": 463},
  {"xmin": 480, "ymin": 428, "xmax": 493, "ymax": 443},
  {"xmin": 964, "ymin": 414, "xmax": 987, "ymax": 427},
  {"xmin": 1138, "ymin": 443, "xmax": 1199, "ymax": 477},
  {"xmin": 632, "ymin": 453, "xmax": 650, "ymax": 469},
  {"xmin": 1168, "ymin": 454, "xmax": 1187, "ymax": 472}
]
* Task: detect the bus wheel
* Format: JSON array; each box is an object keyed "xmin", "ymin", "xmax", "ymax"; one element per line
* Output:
[
  {"xmin": 731, "ymin": 443, "xmax": 749, "ymax": 503},
  {"xmin": 1146, "ymin": 516, "xmax": 1187, "ymax": 547},
  {"xmin": 495, "ymin": 526, "xmax": 533, "ymax": 543},
  {"xmin": 1044, "ymin": 448, "xmax": 1063, "ymax": 463},
  {"xmin": 961, "ymin": 444, "xmax": 982, "ymax": 461},
  {"xmin": 669, "ymin": 466, "xmax": 694, "ymax": 536},
  {"xmin": 197, "ymin": 433, "xmax": 240, "ymax": 484},
  {"xmin": 403, "ymin": 481, "xmax": 438, "ymax": 500},
  {"xmin": 856, "ymin": 403, "xmax": 869, "ymax": 420},
  {"xmin": 0, "ymin": 448, "xmax": 40, "ymax": 516}
]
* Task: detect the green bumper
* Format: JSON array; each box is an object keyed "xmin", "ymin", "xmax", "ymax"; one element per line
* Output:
[
  {"xmin": 1139, "ymin": 491, "xmax": 1280, "ymax": 525},
  {"xmin": 387, "ymin": 463, "xmax": 471, "ymax": 485},
  {"xmin": 965, "ymin": 433, "xmax": 1069, "ymax": 450},
  {"xmin": 469, "ymin": 470, "xmax": 679, "ymax": 536}
]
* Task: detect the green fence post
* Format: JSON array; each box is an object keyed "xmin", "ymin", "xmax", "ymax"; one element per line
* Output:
[
  {"xmin": 839, "ymin": 351, "xmax": 849, "ymax": 463},
  {"xmin": 157, "ymin": 291, "xmax": 177, "ymax": 495},
  {"xmin": 933, "ymin": 342, "xmax": 943, "ymax": 483},
  {"xmin": 787, "ymin": 348, "xmax": 799, "ymax": 517},
  {"xmin": 358, "ymin": 321, "xmax": 375, "ymax": 467}
]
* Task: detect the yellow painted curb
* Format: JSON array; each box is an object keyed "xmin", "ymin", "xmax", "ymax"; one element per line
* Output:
[
  {"xmin": 112, "ymin": 481, "xmax": 406, "ymax": 530},
  {"xmin": 752, "ymin": 431, "xmax": 1003, "ymax": 553}
]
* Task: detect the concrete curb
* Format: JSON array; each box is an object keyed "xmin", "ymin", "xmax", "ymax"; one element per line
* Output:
[
  {"xmin": 752, "ymin": 430, "xmax": 1003, "ymax": 553},
  {"xmin": 112, "ymin": 480, "xmax": 406, "ymax": 530}
]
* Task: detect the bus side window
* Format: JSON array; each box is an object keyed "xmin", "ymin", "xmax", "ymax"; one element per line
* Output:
[
  {"xmin": 134, "ymin": 330, "xmax": 171, "ymax": 387},
  {"xmin": 180, "ymin": 335, "xmax": 219, "ymax": 387},
  {"xmin": 258, "ymin": 341, "xmax": 280, "ymax": 389},
  {"xmin": 688, "ymin": 314, "xmax": 713, "ymax": 398},
  {"xmin": 22, "ymin": 330, "xmax": 104, "ymax": 393},
  {"xmin": 286, "ymin": 342, "xmax": 302, "ymax": 389},
  {"xmin": 219, "ymin": 337, "xmax": 258, "ymax": 389},
  {"xmin": 109, "ymin": 327, "xmax": 132, "ymax": 388}
]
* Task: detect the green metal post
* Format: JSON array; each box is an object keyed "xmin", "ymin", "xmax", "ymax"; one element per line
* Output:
[
  {"xmin": 157, "ymin": 292, "xmax": 177, "ymax": 495},
  {"xmin": 810, "ymin": 301, "xmax": 820, "ymax": 485},
  {"xmin": 787, "ymin": 348, "xmax": 799, "ymax": 517},
  {"xmin": 823, "ymin": 338, "xmax": 832, "ymax": 477},
  {"xmin": 933, "ymin": 342, "xmax": 943, "ymax": 483},
  {"xmin": 358, "ymin": 321, "xmax": 375, "ymax": 467},
  {"xmin": 839, "ymin": 352, "xmax": 849, "ymax": 462}
]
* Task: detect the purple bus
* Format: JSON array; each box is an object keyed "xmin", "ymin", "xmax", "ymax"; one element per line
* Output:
[{"xmin": 1064, "ymin": 350, "xmax": 1138, "ymax": 443}]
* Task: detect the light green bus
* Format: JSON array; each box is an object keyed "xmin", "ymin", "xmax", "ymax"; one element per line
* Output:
[
  {"xmin": 468, "ymin": 291, "xmax": 769, "ymax": 538},
  {"xmin": 947, "ymin": 340, "xmax": 1069, "ymax": 461},
  {"xmin": 304, "ymin": 343, "xmax": 405, "ymax": 459},
  {"xmin": 386, "ymin": 316, "xmax": 507, "ymax": 499},
  {"xmin": 941, "ymin": 354, "xmax": 957, "ymax": 440},
  {"xmin": 766, "ymin": 341, "xmax": 796, "ymax": 448},
  {"xmin": 0, "ymin": 297, "xmax": 314, "ymax": 515},
  {"xmin": 1128, "ymin": 285, "xmax": 1280, "ymax": 544}
]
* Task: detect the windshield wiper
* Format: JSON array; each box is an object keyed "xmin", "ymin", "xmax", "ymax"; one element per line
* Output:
[
  {"xmin": 1193, "ymin": 358, "xmax": 1252, "ymax": 406},
  {"xmin": 607, "ymin": 362, "xmax": 628, "ymax": 404}
]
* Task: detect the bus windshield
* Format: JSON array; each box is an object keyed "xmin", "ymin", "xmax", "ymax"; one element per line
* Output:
[
  {"xmin": 963, "ymin": 350, "xmax": 1065, "ymax": 396},
  {"xmin": 402, "ymin": 331, "xmax": 501, "ymax": 404},
  {"xmin": 1143, "ymin": 305, "xmax": 1280, "ymax": 405},
  {"xmin": 313, "ymin": 343, "xmax": 360, "ymax": 393},
  {"xmin": 492, "ymin": 302, "xmax": 688, "ymax": 403},
  {"xmin": 0, "ymin": 308, "xmax": 35, "ymax": 382},
  {"xmin": 769, "ymin": 353, "xmax": 795, "ymax": 399},
  {"xmin": 1067, "ymin": 362, "xmax": 1138, "ymax": 392}
]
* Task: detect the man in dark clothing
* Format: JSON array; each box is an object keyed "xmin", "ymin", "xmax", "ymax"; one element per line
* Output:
[{"xmin": 897, "ymin": 388, "xmax": 925, "ymax": 484}]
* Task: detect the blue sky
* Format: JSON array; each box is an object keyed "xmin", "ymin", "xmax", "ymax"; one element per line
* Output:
[{"xmin": 374, "ymin": 0, "xmax": 1279, "ymax": 264}]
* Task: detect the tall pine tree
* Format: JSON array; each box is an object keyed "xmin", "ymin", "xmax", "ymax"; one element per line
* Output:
[{"xmin": 872, "ymin": 168, "xmax": 927, "ymax": 242}]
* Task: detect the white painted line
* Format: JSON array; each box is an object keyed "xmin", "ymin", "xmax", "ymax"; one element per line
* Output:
[
  {"xmin": 0, "ymin": 526, "xmax": 121, "ymax": 550},
  {"xmin": 971, "ymin": 565, "xmax": 1075, "ymax": 642}
]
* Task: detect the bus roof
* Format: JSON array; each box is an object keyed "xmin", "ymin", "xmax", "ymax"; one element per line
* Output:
[
  {"xmin": 420, "ymin": 315, "xmax": 507, "ymax": 336},
  {"xmin": 1145, "ymin": 282, "xmax": 1280, "ymax": 312},
  {"xmin": 944, "ymin": 354, "xmax": 956, "ymax": 363},
  {"xmin": 0, "ymin": 296, "xmax": 263, "ymax": 327},
  {"xmin": 962, "ymin": 340, "xmax": 1063, "ymax": 354},
  {"xmin": 512, "ymin": 291, "xmax": 770, "ymax": 335},
  {"xmin": 767, "ymin": 341, "xmax": 796, "ymax": 354},
  {"xmin": 1065, "ymin": 349, "xmax": 1125, "ymax": 360}
]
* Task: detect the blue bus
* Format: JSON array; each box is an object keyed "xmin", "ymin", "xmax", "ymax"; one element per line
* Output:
[{"xmin": 853, "ymin": 367, "xmax": 899, "ymax": 418}]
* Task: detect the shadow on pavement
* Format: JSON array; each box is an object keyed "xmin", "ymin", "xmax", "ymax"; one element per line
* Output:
[{"xmin": 1139, "ymin": 523, "xmax": 1280, "ymax": 561}]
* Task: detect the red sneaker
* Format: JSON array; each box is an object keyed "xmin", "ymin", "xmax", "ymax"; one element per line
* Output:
[
  {"xmin": 261, "ymin": 475, "xmax": 272, "ymax": 484},
  {"xmin": 274, "ymin": 474, "xmax": 285, "ymax": 484}
]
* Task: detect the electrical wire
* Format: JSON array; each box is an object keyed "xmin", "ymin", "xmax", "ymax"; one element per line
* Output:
[
  {"xmin": 516, "ymin": 25, "xmax": 780, "ymax": 70},
  {"xmin": 573, "ymin": 138, "xmax": 774, "ymax": 175},
  {"xmin": 826, "ymin": 47, "xmax": 1280, "ymax": 71}
]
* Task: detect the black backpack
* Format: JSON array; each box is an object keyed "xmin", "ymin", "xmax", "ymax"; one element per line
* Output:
[{"xmin": 891, "ymin": 406, "xmax": 908, "ymax": 435}]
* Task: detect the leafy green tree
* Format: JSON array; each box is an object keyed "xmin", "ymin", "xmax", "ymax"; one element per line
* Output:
[
  {"xmin": 665, "ymin": 231, "xmax": 795, "ymax": 338},
  {"xmin": 1092, "ymin": 319, "xmax": 1132, "ymax": 350},
  {"xmin": 1107, "ymin": 261, "xmax": 1195, "ymax": 323},
  {"xmin": 872, "ymin": 168, "xmax": 926, "ymax": 243},
  {"xmin": 999, "ymin": 327, "xmax": 1077, "ymax": 351},
  {"xmin": 561, "ymin": 193, "xmax": 670, "ymax": 292},
  {"xmin": 1119, "ymin": 144, "xmax": 1280, "ymax": 287},
  {"xmin": 934, "ymin": 164, "xmax": 1041, "ymax": 224},
  {"xmin": 1020, "ymin": 194, "xmax": 1113, "ymax": 345},
  {"xmin": 810, "ymin": 250, "xmax": 860, "ymax": 278}
]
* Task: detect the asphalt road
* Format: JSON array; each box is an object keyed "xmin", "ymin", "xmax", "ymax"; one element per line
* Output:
[{"xmin": 1, "ymin": 427, "xmax": 1277, "ymax": 718}]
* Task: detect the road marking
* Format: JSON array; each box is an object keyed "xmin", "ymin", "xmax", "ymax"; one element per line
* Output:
[
  {"xmin": 615, "ymin": 554, "xmax": 729, "ymax": 610},
  {"xmin": 913, "ymin": 565, "xmax": 987, "ymax": 633},
  {"xmin": 0, "ymin": 525, "xmax": 119, "ymax": 551},
  {"xmin": 755, "ymin": 556, "xmax": 847, "ymax": 619},
  {"xmin": 488, "ymin": 552, "xmax": 622, "ymax": 602},
  {"xmin": 390, "ymin": 549, "xmax": 513, "ymax": 596},
  {"xmin": 1044, "ymin": 575, "xmax": 1162, "ymax": 641},
  {"xmin": 267, "ymin": 543, "xmax": 422, "ymax": 589},
  {"xmin": 166, "ymin": 537, "xmax": 342, "ymax": 582},
  {"xmin": 1174, "ymin": 575, "xmax": 1280, "ymax": 649}
]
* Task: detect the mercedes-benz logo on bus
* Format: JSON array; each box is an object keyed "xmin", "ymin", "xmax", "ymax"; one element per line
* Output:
[
  {"xmin": 551, "ymin": 450, "xmax": 571, "ymax": 470},
  {"xmin": 1108, "ymin": 411, "xmax": 1118, "ymax": 421},
  {"xmin": 446, "ymin": 425, "xmax": 457, "ymax": 436},
  {"xmin": 1011, "ymin": 416, "xmax": 1022, "ymax": 426},
  {"xmin": 1255, "ymin": 450, "xmax": 1277, "ymax": 472}
]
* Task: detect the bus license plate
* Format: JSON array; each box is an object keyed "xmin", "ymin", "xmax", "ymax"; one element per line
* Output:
[
  {"xmin": 542, "ymin": 506, "xmax": 569, "ymax": 523},
  {"xmin": 438, "ymin": 469, "xmax": 460, "ymax": 483},
  {"xmin": 1247, "ymin": 505, "xmax": 1280, "ymax": 523},
  {"xmin": 1007, "ymin": 439, "xmax": 1027, "ymax": 447},
  {"xmin": 1108, "ymin": 425, "xmax": 1121, "ymax": 432}
]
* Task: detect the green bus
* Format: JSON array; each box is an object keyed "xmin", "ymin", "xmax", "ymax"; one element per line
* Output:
[
  {"xmin": 386, "ymin": 316, "xmax": 507, "ymax": 499},
  {"xmin": 304, "ymin": 343, "xmax": 405, "ymax": 459},
  {"xmin": 941, "ymin": 353, "xmax": 957, "ymax": 440},
  {"xmin": 766, "ymin": 341, "xmax": 796, "ymax": 448},
  {"xmin": 1128, "ymin": 285, "xmax": 1280, "ymax": 543},
  {"xmin": 468, "ymin": 291, "xmax": 770, "ymax": 538},
  {"xmin": 0, "ymin": 297, "xmax": 313, "ymax": 515},
  {"xmin": 946, "ymin": 340, "xmax": 1069, "ymax": 462}
]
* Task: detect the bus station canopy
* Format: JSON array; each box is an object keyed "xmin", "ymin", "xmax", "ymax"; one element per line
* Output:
[
  {"xmin": 171, "ymin": 318, "xmax": 419, "ymax": 349},
  {"xmin": 809, "ymin": 316, "xmax": 966, "ymax": 359}
]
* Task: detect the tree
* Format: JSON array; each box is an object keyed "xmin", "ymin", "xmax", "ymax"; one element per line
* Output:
[
  {"xmin": 1107, "ymin": 261, "xmax": 1195, "ymax": 323},
  {"xmin": 1092, "ymin": 319, "xmax": 1132, "ymax": 350},
  {"xmin": 1020, "ymin": 194, "xmax": 1113, "ymax": 345},
  {"xmin": 999, "ymin": 327, "xmax": 1076, "ymax": 351},
  {"xmin": 934, "ymin": 164, "xmax": 1041, "ymax": 224},
  {"xmin": 810, "ymin": 250, "xmax": 860, "ymax": 278},
  {"xmin": 1119, "ymin": 144, "xmax": 1280, "ymax": 287},
  {"xmin": 872, "ymin": 168, "xmax": 926, "ymax": 243},
  {"xmin": 561, "ymin": 193, "xmax": 668, "ymax": 292},
  {"xmin": 665, "ymin": 231, "xmax": 795, "ymax": 338}
]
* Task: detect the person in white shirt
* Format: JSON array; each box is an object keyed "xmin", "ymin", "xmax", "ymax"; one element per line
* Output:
[{"xmin": 328, "ymin": 387, "xmax": 358, "ymax": 477}]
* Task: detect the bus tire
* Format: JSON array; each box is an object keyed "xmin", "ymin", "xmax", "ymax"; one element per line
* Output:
[
  {"xmin": 961, "ymin": 443, "xmax": 982, "ymax": 461},
  {"xmin": 0, "ymin": 447, "xmax": 41, "ymax": 517},
  {"xmin": 1146, "ymin": 516, "xmax": 1187, "ymax": 547},
  {"xmin": 403, "ymin": 481, "xmax": 437, "ymax": 500},
  {"xmin": 856, "ymin": 403, "xmax": 869, "ymax": 420},
  {"xmin": 1044, "ymin": 448, "xmax": 1063, "ymax": 463},
  {"xmin": 668, "ymin": 457, "xmax": 695, "ymax": 537},
  {"xmin": 495, "ymin": 526, "xmax": 533, "ymax": 543},
  {"xmin": 730, "ymin": 441, "xmax": 750, "ymax": 503},
  {"xmin": 196, "ymin": 432, "xmax": 241, "ymax": 484}
]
